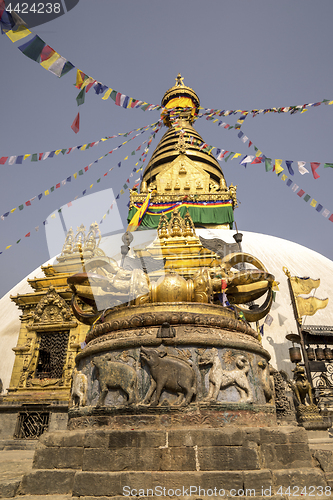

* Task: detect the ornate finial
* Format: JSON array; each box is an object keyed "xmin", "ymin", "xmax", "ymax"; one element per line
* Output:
[{"xmin": 175, "ymin": 73, "xmax": 184, "ymax": 87}]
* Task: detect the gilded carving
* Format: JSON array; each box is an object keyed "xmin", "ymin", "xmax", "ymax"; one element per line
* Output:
[{"xmin": 32, "ymin": 286, "xmax": 72, "ymax": 325}]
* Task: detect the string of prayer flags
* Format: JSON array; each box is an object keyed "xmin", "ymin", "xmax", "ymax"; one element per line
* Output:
[
  {"xmin": 0, "ymin": 120, "xmax": 161, "ymax": 165},
  {"xmin": 0, "ymin": 122, "xmax": 162, "ymax": 221}
]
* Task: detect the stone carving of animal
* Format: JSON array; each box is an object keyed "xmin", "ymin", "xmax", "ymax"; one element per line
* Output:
[
  {"xmin": 70, "ymin": 367, "xmax": 88, "ymax": 407},
  {"xmin": 291, "ymin": 363, "xmax": 313, "ymax": 406},
  {"xmin": 198, "ymin": 348, "xmax": 253, "ymax": 403},
  {"xmin": 92, "ymin": 354, "xmax": 138, "ymax": 406},
  {"xmin": 140, "ymin": 347, "xmax": 196, "ymax": 407},
  {"xmin": 258, "ymin": 359, "xmax": 274, "ymax": 403}
]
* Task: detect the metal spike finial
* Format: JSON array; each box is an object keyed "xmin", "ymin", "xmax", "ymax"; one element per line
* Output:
[{"xmin": 175, "ymin": 73, "xmax": 184, "ymax": 87}]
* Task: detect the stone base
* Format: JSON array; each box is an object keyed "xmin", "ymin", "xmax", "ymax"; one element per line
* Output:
[
  {"xmin": 9, "ymin": 425, "xmax": 329, "ymax": 498},
  {"xmin": 68, "ymin": 402, "xmax": 276, "ymax": 430}
]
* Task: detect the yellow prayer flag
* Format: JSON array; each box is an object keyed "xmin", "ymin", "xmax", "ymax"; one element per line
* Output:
[
  {"xmin": 40, "ymin": 52, "xmax": 60, "ymax": 70},
  {"xmin": 45, "ymin": 190, "xmax": 49, "ymax": 196},
  {"xmin": 100, "ymin": 137, "xmax": 108, "ymax": 141},
  {"xmin": 124, "ymin": 156, "xmax": 128, "ymax": 160},
  {"xmin": 55, "ymin": 150, "xmax": 62, "ymax": 155},
  {"xmin": 74, "ymin": 173, "xmax": 77, "ymax": 179},
  {"xmin": 51, "ymin": 214, "xmax": 56, "ymax": 219},
  {"xmin": 281, "ymin": 174, "xmax": 287, "ymax": 181},
  {"xmin": 10, "ymin": 208, "xmax": 16, "ymax": 213},
  {"xmin": 5, "ymin": 245, "xmax": 12, "ymax": 250},
  {"xmin": 90, "ymin": 184, "xmax": 94, "ymax": 189},
  {"xmin": 310, "ymin": 199, "xmax": 317, "ymax": 207},
  {"xmin": 301, "ymin": 109, "xmax": 307, "ymax": 113},
  {"xmin": 127, "ymin": 98, "xmax": 133, "ymax": 108},
  {"xmin": 275, "ymin": 160, "xmax": 284, "ymax": 175},
  {"xmin": 255, "ymin": 150, "xmax": 262, "ymax": 157},
  {"xmin": 102, "ymin": 88, "xmax": 112, "ymax": 100},
  {"xmin": 75, "ymin": 70, "xmax": 84, "ymax": 88},
  {"xmin": 103, "ymin": 214, "xmax": 106, "ymax": 219},
  {"xmin": 213, "ymin": 119, "xmax": 218, "ymax": 123},
  {"xmin": 24, "ymin": 154, "xmax": 31, "ymax": 160},
  {"xmin": 81, "ymin": 77, "xmax": 95, "ymax": 90},
  {"xmin": 329, "ymin": 101, "xmax": 333, "ymax": 105},
  {"xmin": 6, "ymin": 25, "xmax": 32, "ymax": 42},
  {"xmin": 81, "ymin": 144, "xmax": 87, "ymax": 151},
  {"xmin": 232, "ymin": 153, "xmax": 242, "ymax": 159},
  {"xmin": 120, "ymin": 189, "xmax": 124, "ymax": 195}
]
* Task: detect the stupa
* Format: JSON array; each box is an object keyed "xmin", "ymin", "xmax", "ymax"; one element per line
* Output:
[{"xmin": 11, "ymin": 76, "xmax": 329, "ymax": 498}]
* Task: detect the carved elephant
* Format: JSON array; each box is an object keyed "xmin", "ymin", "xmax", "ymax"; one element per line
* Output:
[
  {"xmin": 70, "ymin": 367, "xmax": 88, "ymax": 407},
  {"xmin": 92, "ymin": 354, "xmax": 138, "ymax": 406},
  {"xmin": 140, "ymin": 347, "xmax": 196, "ymax": 407}
]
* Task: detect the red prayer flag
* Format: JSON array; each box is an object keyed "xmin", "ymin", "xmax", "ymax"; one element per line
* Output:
[
  {"xmin": 71, "ymin": 112, "xmax": 80, "ymax": 134},
  {"xmin": 25, "ymin": 200, "xmax": 31, "ymax": 206},
  {"xmin": 56, "ymin": 183, "xmax": 60, "ymax": 189},
  {"xmin": 251, "ymin": 157, "xmax": 262, "ymax": 164},
  {"xmin": 84, "ymin": 166, "xmax": 89, "ymax": 172},
  {"xmin": 248, "ymin": 141, "xmax": 252, "ymax": 148},
  {"xmin": 39, "ymin": 153, "xmax": 43, "ymax": 160},
  {"xmin": 25, "ymin": 232, "xmax": 30, "ymax": 237},
  {"xmin": 329, "ymin": 214, "xmax": 333, "ymax": 223},
  {"xmin": 221, "ymin": 279, "xmax": 227, "ymax": 290},
  {"xmin": 297, "ymin": 189, "xmax": 305, "ymax": 197},
  {"xmin": 310, "ymin": 162, "xmax": 320, "ymax": 179},
  {"xmin": 115, "ymin": 93, "xmax": 121, "ymax": 106},
  {"xmin": 67, "ymin": 202, "xmax": 72, "ymax": 207},
  {"xmin": 66, "ymin": 148, "xmax": 72, "ymax": 154},
  {"xmin": 85, "ymin": 81, "xmax": 96, "ymax": 93},
  {"xmin": 0, "ymin": 157, "xmax": 8, "ymax": 164},
  {"xmin": 40, "ymin": 45, "xmax": 55, "ymax": 62}
]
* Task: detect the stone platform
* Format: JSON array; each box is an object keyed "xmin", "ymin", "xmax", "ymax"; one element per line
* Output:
[{"xmin": 1, "ymin": 425, "xmax": 332, "ymax": 499}]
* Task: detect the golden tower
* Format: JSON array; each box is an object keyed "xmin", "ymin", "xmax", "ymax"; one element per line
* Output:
[{"xmin": 128, "ymin": 74, "xmax": 237, "ymax": 230}]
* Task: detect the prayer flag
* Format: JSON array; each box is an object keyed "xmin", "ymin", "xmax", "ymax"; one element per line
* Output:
[
  {"xmin": 76, "ymin": 88, "xmax": 85, "ymax": 106},
  {"xmin": 292, "ymin": 184, "xmax": 299, "ymax": 192},
  {"xmin": 232, "ymin": 153, "xmax": 242, "ymax": 160},
  {"xmin": 0, "ymin": 157, "xmax": 8, "ymax": 164},
  {"xmin": 298, "ymin": 161, "xmax": 309, "ymax": 175},
  {"xmin": 240, "ymin": 155, "xmax": 254, "ymax": 165},
  {"xmin": 25, "ymin": 232, "xmax": 30, "ymax": 237},
  {"xmin": 329, "ymin": 215, "xmax": 333, "ymax": 223},
  {"xmin": 6, "ymin": 25, "xmax": 31, "ymax": 42},
  {"xmin": 324, "ymin": 163, "xmax": 333, "ymax": 168},
  {"xmin": 251, "ymin": 157, "xmax": 262, "ymax": 164},
  {"xmin": 310, "ymin": 162, "xmax": 320, "ymax": 179},
  {"xmin": 71, "ymin": 113, "xmax": 80, "ymax": 134},
  {"xmin": 310, "ymin": 199, "xmax": 317, "ymax": 208},
  {"xmin": 25, "ymin": 200, "xmax": 31, "ymax": 206},
  {"xmin": 297, "ymin": 189, "xmax": 305, "ymax": 197},
  {"xmin": 303, "ymin": 194, "xmax": 311, "ymax": 202},
  {"xmin": 8, "ymin": 156, "xmax": 16, "ymax": 165},
  {"xmin": 275, "ymin": 160, "xmax": 284, "ymax": 175},
  {"xmin": 286, "ymin": 179, "xmax": 293, "ymax": 187},
  {"xmin": 285, "ymin": 161, "xmax": 294, "ymax": 176},
  {"xmin": 322, "ymin": 209, "xmax": 330, "ymax": 218},
  {"xmin": 18, "ymin": 35, "xmax": 45, "ymax": 61}
]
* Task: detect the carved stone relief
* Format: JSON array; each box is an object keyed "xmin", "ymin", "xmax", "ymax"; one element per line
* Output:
[
  {"xmin": 198, "ymin": 348, "xmax": 253, "ymax": 403},
  {"xmin": 70, "ymin": 367, "xmax": 88, "ymax": 407}
]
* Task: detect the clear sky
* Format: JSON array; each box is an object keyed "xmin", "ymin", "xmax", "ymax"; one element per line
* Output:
[{"xmin": 1, "ymin": 0, "xmax": 333, "ymax": 298}]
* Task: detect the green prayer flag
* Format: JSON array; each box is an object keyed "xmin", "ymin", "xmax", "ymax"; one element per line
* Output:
[
  {"xmin": 97, "ymin": 178, "xmax": 101, "ymax": 183},
  {"xmin": 324, "ymin": 163, "xmax": 333, "ymax": 168},
  {"xmin": 61, "ymin": 149, "xmax": 67, "ymax": 155},
  {"xmin": 16, "ymin": 239, "xmax": 21, "ymax": 244},
  {"xmin": 76, "ymin": 88, "xmax": 85, "ymax": 106},
  {"xmin": 110, "ymin": 90, "xmax": 117, "ymax": 101},
  {"xmin": 18, "ymin": 35, "xmax": 45, "ymax": 62},
  {"xmin": 304, "ymin": 194, "xmax": 311, "ymax": 202},
  {"xmin": 131, "ymin": 151, "xmax": 135, "ymax": 155},
  {"xmin": 265, "ymin": 158, "xmax": 273, "ymax": 172},
  {"xmin": 141, "ymin": 104, "xmax": 150, "ymax": 111},
  {"xmin": 225, "ymin": 152, "xmax": 234, "ymax": 162},
  {"xmin": 31, "ymin": 154, "xmax": 38, "ymax": 162},
  {"xmin": 19, "ymin": 205, "xmax": 24, "ymax": 211},
  {"xmin": 58, "ymin": 209, "xmax": 62, "ymax": 212},
  {"xmin": 79, "ymin": 170, "xmax": 83, "ymax": 175},
  {"xmin": 50, "ymin": 186, "xmax": 55, "ymax": 192},
  {"xmin": 123, "ymin": 183, "xmax": 128, "ymax": 189}
]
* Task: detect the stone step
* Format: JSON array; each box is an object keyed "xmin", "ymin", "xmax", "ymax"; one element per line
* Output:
[
  {"xmin": 0, "ymin": 440, "xmax": 36, "ymax": 451},
  {"xmin": 17, "ymin": 468, "xmax": 327, "ymax": 497}
]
